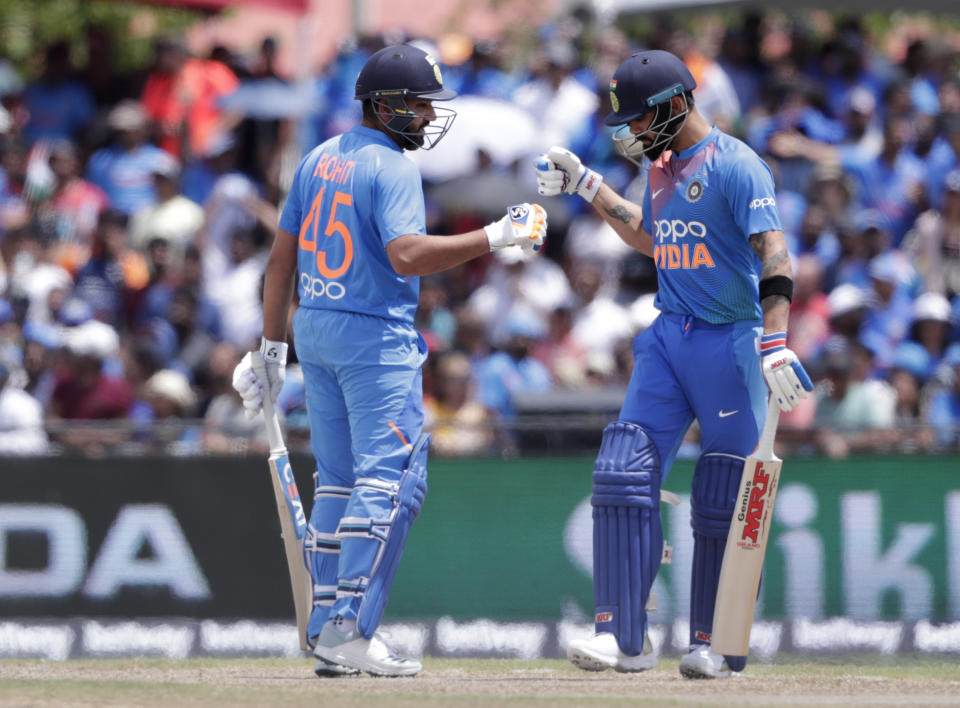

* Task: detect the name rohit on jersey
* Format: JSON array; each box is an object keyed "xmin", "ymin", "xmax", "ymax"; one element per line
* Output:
[
  {"xmin": 313, "ymin": 153, "xmax": 355, "ymax": 184},
  {"xmin": 652, "ymin": 218, "xmax": 716, "ymax": 270}
]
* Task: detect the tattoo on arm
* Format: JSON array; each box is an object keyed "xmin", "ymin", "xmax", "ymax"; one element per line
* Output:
[
  {"xmin": 605, "ymin": 205, "xmax": 633, "ymax": 225},
  {"xmin": 761, "ymin": 294, "xmax": 790, "ymax": 314},
  {"xmin": 750, "ymin": 231, "xmax": 790, "ymax": 278}
]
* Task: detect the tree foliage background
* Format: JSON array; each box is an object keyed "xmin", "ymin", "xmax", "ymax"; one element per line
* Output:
[{"xmin": 0, "ymin": 0, "xmax": 203, "ymax": 77}]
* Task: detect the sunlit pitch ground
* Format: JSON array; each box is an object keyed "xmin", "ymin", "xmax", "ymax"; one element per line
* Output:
[{"xmin": 3, "ymin": 657, "xmax": 960, "ymax": 707}]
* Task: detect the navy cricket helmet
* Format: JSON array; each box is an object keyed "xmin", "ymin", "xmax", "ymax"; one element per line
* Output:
[
  {"xmin": 605, "ymin": 50, "xmax": 696, "ymax": 164},
  {"xmin": 355, "ymin": 44, "xmax": 457, "ymax": 150}
]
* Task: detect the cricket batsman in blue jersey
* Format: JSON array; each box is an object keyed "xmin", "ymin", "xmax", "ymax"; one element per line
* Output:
[
  {"xmin": 232, "ymin": 44, "xmax": 546, "ymax": 677},
  {"xmin": 535, "ymin": 50, "xmax": 813, "ymax": 679}
]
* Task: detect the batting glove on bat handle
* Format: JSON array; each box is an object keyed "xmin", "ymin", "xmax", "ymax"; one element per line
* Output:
[
  {"xmin": 534, "ymin": 146, "xmax": 603, "ymax": 203},
  {"xmin": 484, "ymin": 203, "xmax": 547, "ymax": 252},
  {"xmin": 259, "ymin": 337, "xmax": 288, "ymax": 407},
  {"xmin": 760, "ymin": 331, "xmax": 814, "ymax": 413}
]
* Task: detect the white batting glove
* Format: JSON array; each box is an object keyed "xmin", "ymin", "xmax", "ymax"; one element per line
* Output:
[
  {"xmin": 760, "ymin": 332, "xmax": 814, "ymax": 413},
  {"xmin": 231, "ymin": 338, "xmax": 288, "ymax": 419},
  {"xmin": 484, "ymin": 203, "xmax": 547, "ymax": 253},
  {"xmin": 232, "ymin": 352, "xmax": 263, "ymax": 419},
  {"xmin": 534, "ymin": 146, "xmax": 603, "ymax": 203}
]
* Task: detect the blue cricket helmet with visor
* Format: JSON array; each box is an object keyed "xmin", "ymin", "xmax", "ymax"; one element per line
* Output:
[
  {"xmin": 355, "ymin": 44, "xmax": 458, "ymax": 151},
  {"xmin": 605, "ymin": 50, "xmax": 696, "ymax": 166}
]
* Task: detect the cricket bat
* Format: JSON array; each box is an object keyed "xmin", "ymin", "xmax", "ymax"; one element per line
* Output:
[
  {"xmin": 251, "ymin": 352, "xmax": 312, "ymax": 652},
  {"xmin": 711, "ymin": 395, "xmax": 782, "ymax": 657}
]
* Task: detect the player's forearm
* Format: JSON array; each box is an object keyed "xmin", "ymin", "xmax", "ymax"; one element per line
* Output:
[
  {"xmin": 386, "ymin": 231, "xmax": 490, "ymax": 276},
  {"xmin": 750, "ymin": 230, "xmax": 792, "ymax": 332},
  {"xmin": 261, "ymin": 229, "xmax": 298, "ymax": 342},
  {"xmin": 591, "ymin": 183, "xmax": 653, "ymax": 256}
]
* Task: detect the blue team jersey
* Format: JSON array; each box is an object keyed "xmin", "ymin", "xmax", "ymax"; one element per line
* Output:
[
  {"xmin": 279, "ymin": 125, "xmax": 426, "ymax": 324},
  {"xmin": 643, "ymin": 127, "xmax": 782, "ymax": 324}
]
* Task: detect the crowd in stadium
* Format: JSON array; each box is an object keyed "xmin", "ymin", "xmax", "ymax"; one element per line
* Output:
[{"xmin": 0, "ymin": 11, "xmax": 958, "ymax": 457}]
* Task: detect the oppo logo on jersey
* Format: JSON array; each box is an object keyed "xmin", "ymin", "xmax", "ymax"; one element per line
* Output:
[
  {"xmin": 652, "ymin": 218, "xmax": 715, "ymax": 270},
  {"xmin": 653, "ymin": 218, "xmax": 707, "ymax": 242},
  {"xmin": 301, "ymin": 272, "xmax": 347, "ymax": 300},
  {"xmin": 749, "ymin": 197, "xmax": 776, "ymax": 210}
]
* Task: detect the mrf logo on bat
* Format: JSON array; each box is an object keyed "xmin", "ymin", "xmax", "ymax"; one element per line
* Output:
[{"xmin": 736, "ymin": 461, "xmax": 778, "ymax": 549}]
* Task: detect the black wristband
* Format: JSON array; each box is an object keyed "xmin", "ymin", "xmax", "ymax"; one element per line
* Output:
[{"xmin": 759, "ymin": 275, "xmax": 793, "ymax": 303}]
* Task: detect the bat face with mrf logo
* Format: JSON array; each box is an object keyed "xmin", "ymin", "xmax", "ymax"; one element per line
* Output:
[
  {"xmin": 712, "ymin": 399, "xmax": 783, "ymax": 657},
  {"xmin": 735, "ymin": 460, "xmax": 779, "ymax": 548}
]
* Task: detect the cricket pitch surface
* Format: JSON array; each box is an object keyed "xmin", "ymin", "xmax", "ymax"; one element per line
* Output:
[{"xmin": 3, "ymin": 656, "xmax": 960, "ymax": 707}]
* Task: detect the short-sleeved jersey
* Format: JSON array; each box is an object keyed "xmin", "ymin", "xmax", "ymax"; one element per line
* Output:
[
  {"xmin": 279, "ymin": 125, "xmax": 426, "ymax": 324},
  {"xmin": 643, "ymin": 127, "xmax": 782, "ymax": 324}
]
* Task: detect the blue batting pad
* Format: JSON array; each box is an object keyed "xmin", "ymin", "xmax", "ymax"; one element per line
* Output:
[
  {"xmin": 305, "ymin": 481, "xmax": 351, "ymax": 641},
  {"xmin": 355, "ymin": 434, "xmax": 429, "ymax": 639},
  {"xmin": 689, "ymin": 452, "xmax": 745, "ymax": 668},
  {"xmin": 592, "ymin": 421, "xmax": 661, "ymax": 656}
]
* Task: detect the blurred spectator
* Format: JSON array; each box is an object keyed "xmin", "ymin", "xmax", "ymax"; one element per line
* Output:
[
  {"xmin": 86, "ymin": 101, "xmax": 171, "ymax": 215},
  {"xmin": 202, "ymin": 226, "xmax": 267, "ymax": 350},
  {"xmin": 532, "ymin": 304, "xmax": 588, "ymax": 388},
  {"xmin": 39, "ymin": 138, "xmax": 108, "ymax": 258},
  {"xmin": 167, "ymin": 286, "xmax": 218, "ymax": 382},
  {"xmin": 424, "ymin": 350, "xmax": 494, "ymax": 456},
  {"xmin": 813, "ymin": 339, "xmax": 896, "ymax": 458},
  {"xmin": 926, "ymin": 343, "xmax": 960, "ymax": 450},
  {"xmin": 788, "ymin": 254, "xmax": 831, "ymax": 362},
  {"xmin": 904, "ymin": 168, "xmax": 960, "ymax": 297},
  {"xmin": 140, "ymin": 368, "xmax": 201, "ymax": 452},
  {"xmin": 563, "ymin": 210, "xmax": 633, "ymax": 290},
  {"xmin": 924, "ymin": 114, "xmax": 960, "ymax": 210},
  {"xmin": 4, "ymin": 225, "xmax": 73, "ymax": 326},
  {"xmin": 673, "ymin": 33, "xmax": 741, "ymax": 132},
  {"xmin": 568, "ymin": 259, "xmax": 633, "ymax": 358},
  {"xmin": 889, "ymin": 341, "xmax": 937, "ymax": 451},
  {"xmin": 513, "ymin": 42, "xmax": 597, "ymax": 152},
  {"xmin": 23, "ymin": 42, "xmax": 95, "ymax": 145},
  {"xmin": 843, "ymin": 113, "xmax": 926, "ymax": 245},
  {"xmin": 860, "ymin": 251, "xmax": 916, "ymax": 371},
  {"xmin": 50, "ymin": 319, "xmax": 133, "ymax": 421},
  {"xmin": 466, "ymin": 245, "xmax": 571, "ymax": 348},
  {"xmin": 73, "ymin": 209, "xmax": 149, "ymax": 327},
  {"xmin": 823, "ymin": 282, "xmax": 869, "ymax": 356},
  {"xmin": 141, "ymin": 36, "xmax": 240, "ymax": 159},
  {"xmin": 909, "ymin": 291, "xmax": 954, "ymax": 369},
  {"xmin": 252, "ymin": 37, "xmax": 284, "ymax": 81},
  {"xmin": 197, "ymin": 150, "xmax": 276, "ymax": 279},
  {"xmin": 833, "ymin": 210, "xmax": 891, "ymax": 289},
  {"xmin": 128, "ymin": 153, "xmax": 203, "ymax": 260},
  {"xmin": 0, "ymin": 348, "xmax": 48, "ymax": 454},
  {"xmin": 21, "ymin": 319, "xmax": 60, "ymax": 412},
  {"xmin": 415, "ymin": 275, "xmax": 456, "ymax": 352},
  {"xmin": 475, "ymin": 310, "xmax": 552, "ymax": 422}
]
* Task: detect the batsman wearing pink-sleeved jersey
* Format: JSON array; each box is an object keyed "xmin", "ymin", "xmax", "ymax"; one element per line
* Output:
[{"xmin": 536, "ymin": 49, "xmax": 814, "ymax": 679}]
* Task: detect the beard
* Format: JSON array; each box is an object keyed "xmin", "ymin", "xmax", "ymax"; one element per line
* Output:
[{"xmin": 641, "ymin": 104, "xmax": 687, "ymax": 161}]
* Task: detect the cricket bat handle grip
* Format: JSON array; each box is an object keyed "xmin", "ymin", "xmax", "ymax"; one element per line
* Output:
[
  {"xmin": 756, "ymin": 395, "xmax": 781, "ymax": 460},
  {"xmin": 250, "ymin": 351, "xmax": 287, "ymax": 457}
]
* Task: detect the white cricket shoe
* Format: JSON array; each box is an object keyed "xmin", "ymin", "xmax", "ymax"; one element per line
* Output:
[
  {"xmin": 567, "ymin": 632, "xmax": 657, "ymax": 673},
  {"xmin": 313, "ymin": 656, "xmax": 361, "ymax": 678},
  {"xmin": 678, "ymin": 645, "xmax": 734, "ymax": 679},
  {"xmin": 313, "ymin": 619, "xmax": 421, "ymax": 677}
]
